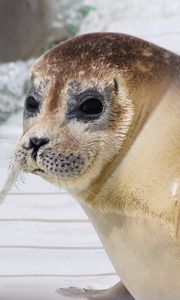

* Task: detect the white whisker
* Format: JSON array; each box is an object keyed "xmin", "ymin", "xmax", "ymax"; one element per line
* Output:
[{"xmin": 0, "ymin": 158, "xmax": 20, "ymax": 205}]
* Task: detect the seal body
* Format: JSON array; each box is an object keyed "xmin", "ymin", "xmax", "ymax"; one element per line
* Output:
[
  {"xmin": 13, "ymin": 33, "xmax": 180, "ymax": 299},
  {"xmin": 81, "ymin": 191, "xmax": 180, "ymax": 300},
  {"xmin": 78, "ymin": 87, "xmax": 180, "ymax": 300}
]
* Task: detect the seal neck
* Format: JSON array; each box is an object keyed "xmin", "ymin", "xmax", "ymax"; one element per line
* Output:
[{"xmin": 77, "ymin": 75, "xmax": 172, "ymax": 204}]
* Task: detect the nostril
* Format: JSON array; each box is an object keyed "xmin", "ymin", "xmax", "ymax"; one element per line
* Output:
[
  {"xmin": 28, "ymin": 137, "xmax": 49, "ymax": 160},
  {"xmin": 30, "ymin": 137, "xmax": 49, "ymax": 148}
]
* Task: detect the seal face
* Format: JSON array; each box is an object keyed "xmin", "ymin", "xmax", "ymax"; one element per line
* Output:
[{"xmin": 14, "ymin": 33, "xmax": 140, "ymax": 190}]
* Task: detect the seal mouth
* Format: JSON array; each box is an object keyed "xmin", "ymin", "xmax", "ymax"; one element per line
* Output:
[{"xmin": 32, "ymin": 169, "xmax": 45, "ymax": 174}]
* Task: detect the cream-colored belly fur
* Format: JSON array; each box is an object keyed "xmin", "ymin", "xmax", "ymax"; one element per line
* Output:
[{"xmin": 83, "ymin": 208, "xmax": 180, "ymax": 300}]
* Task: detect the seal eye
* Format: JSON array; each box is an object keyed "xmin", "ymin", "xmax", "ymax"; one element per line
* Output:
[
  {"xmin": 25, "ymin": 96, "xmax": 39, "ymax": 113},
  {"xmin": 79, "ymin": 97, "xmax": 103, "ymax": 116}
]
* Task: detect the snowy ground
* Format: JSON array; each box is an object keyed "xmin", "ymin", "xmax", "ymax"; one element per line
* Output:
[
  {"xmin": 0, "ymin": 112, "xmax": 117, "ymax": 300},
  {"xmin": 0, "ymin": 0, "xmax": 180, "ymax": 299}
]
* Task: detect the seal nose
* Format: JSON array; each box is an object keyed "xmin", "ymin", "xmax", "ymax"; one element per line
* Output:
[
  {"xmin": 29, "ymin": 137, "xmax": 49, "ymax": 159},
  {"xmin": 30, "ymin": 137, "xmax": 49, "ymax": 148}
]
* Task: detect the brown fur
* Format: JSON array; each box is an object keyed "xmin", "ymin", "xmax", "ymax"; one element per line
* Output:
[{"xmin": 32, "ymin": 33, "xmax": 179, "ymax": 114}]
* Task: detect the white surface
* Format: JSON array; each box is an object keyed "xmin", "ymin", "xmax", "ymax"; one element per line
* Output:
[
  {"xmin": 0, "ymin": 112, "xmax": 117, "ymax": 299},
  {"xmin": 0, "ymin": 1, "xmax": 180, "ymax": 299}
]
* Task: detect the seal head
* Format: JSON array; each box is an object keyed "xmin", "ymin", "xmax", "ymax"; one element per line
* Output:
[{"xmin": 14, "ymin": 32, "xmax": 179, "ymax": 193}]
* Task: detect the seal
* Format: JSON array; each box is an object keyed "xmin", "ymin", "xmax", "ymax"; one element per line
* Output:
[{"xmin": 13, "ymin": 32, "xmax": 180, "ymax": 299}]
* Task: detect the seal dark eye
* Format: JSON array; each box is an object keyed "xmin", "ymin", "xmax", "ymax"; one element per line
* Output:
[
  {"xmin": 66, "ymin": 86, "xmax": 105, "ymax": 122},
  {"xmin": 79, "ymin": 97, "xmax": 103, "ymax": 116},
  {"xmin": 25, "ymin": 96, "xmax": 39, "ymax": 113}
]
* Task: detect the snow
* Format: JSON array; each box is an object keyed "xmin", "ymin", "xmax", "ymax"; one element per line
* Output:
[{"xmin": 0, "ymin": 61, "xmax": 32, "ymax": 121}]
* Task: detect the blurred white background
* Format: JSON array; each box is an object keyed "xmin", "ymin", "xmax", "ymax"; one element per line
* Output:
[{"xmin": 0, "ymin": 0, "xmax": 180, "ymax": 299}]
